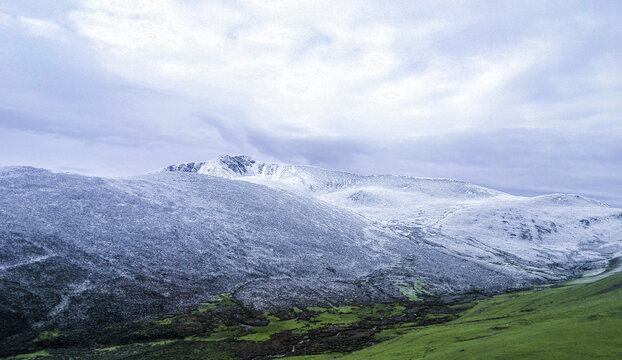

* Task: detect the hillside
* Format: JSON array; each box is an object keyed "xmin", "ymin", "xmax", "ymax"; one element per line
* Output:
[
  {"xmin": 0, "ymin": 166, "xmax": 520, "ymax": 346},
  {"xmin": 4, "ymin": 257, "xmax": 621, "ymax": 359},
  {"xmin": 164, "ymin": 156, "xmax": 622, "ymax": 281},
  {"xmin": 1, "ymin": 156, "xmax": 621, "ymax": 355},
  {"xmin": 299, "ymin": 259, "xmax": 622, "ymax": 359}
]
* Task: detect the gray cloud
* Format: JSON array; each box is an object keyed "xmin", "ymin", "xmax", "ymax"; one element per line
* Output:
[
  {"xmin": 355, "ymin": 129, "xmax": 622, "ymax": 206},
  {"xmin": 200, "ymin": 114, "xmax": 371, "ymax": 167},
  {"xmin": 0, "ymin": 1, "xmax": 621, "ymax": 206}
]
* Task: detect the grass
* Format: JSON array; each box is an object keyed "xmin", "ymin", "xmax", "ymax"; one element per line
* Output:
[
  {"xmin": 5, "ymin": 351, "xmax": 50, "ymax": 359},
  {"xmin": 154, "ymin": 317, "xmax": 174, "ymax": 325},
  {"xmin": 238, "ymin": 303, "xmax": 408, "ymax": 342},
  {"xmin": 394, "ymin": 280, "xmax": 432, "ymax": 301},
  {"xmin": 32, "ymin": 331, "xmax": 60, "ymax": 343},
  {"xmin": 373, "ymin": 322, "xmax": 418, "ymax": 342},
  {"xmin": 94, "ymin": 339, "xmax": 177, "ymax": 353},
  {"xmin": 7, "ymin": 272, "xmax": 621, "ymax": 359},
  {"xmin": 94, "ymin": 345, "xmax": 123, "ymax": 353},
  {"xmin": 91, "ymin": 340, "xmax": 236, "ymax": 359},
  {"xmin": 184, "ymin": 325, "xmax": 241, "ymax": 342},
  {"xmin": 238, "ymin": 315, "xmax": 307, "ymax": 341},
  {"xmin": 1, "ymin": 299, "xmax": 427, "ymax": 358},
  {"xmin": 295, "ymin": 271, "xmax": 622, "ymax": 359},
  {"xmin": 197, "ymin": 292, "xmax": 237, "ymax": 312}
]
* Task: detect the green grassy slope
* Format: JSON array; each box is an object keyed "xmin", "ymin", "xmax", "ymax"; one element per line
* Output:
[
  {"xmin": 5, "ymin": 269, "xmax": 622, "ymax": 359},
  {"xmin": 296, "ymin": 271, "xmax": 622, "ymax": 360}
]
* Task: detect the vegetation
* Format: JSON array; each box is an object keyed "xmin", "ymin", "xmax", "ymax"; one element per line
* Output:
[
  {"xmin": 3, "ymin": 271, "xmax": 621, "ymax": 359},
  {"xmin": 5, "ymin": 351, "xmax": 50, "ymax": 360},
  {"xmin": 32, "ymin": 332, "xmax": 59, "ymax": 344},
  {"xmin": 394, "ymin": 280, "xmax": 432, "ymax": 301},
  {"xmin": 295, "ymin": 271, "xmax": 622, "ymax": 359}
]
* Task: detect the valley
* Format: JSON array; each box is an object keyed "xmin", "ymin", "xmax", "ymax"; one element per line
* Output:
[{"xmin": 4, "ymin": 259, "xmax": 621, "ymax": 359}]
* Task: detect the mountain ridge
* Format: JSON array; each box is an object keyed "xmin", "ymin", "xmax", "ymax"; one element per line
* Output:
[
  {"xmin": 160, "ymin": 155, "xmax": 622, "ymax": 286},
  {"xmin": 160, "ymin": 155, "xmax": 505, "ymax": 193},
  {"xmin": 1, "ymin": 157, "xmax": 620, "ymax": 345}
]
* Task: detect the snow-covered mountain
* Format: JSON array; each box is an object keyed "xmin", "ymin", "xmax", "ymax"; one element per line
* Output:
[
  {"xmin": 1, "ymin": 156, "xmax": 620, "ymax": 341},
  {"xmin": 163, "ymin": 155, "xmax": 622, "ymax": 278}
]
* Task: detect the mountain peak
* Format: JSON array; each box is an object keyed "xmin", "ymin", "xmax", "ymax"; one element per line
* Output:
[
  {"xmin": 162, "ymin": 155, "xmax": 263, "ymax": 178},
  {"xmin": 217, "ymin": 155, "xmax": 256, "ymax": 175}
]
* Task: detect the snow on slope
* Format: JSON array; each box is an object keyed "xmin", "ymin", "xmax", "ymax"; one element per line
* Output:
[
  {"xmin": 163, "ymin": 155, "xmax": 622, "ymax": 277},
  {"xmin": 0, "ymin": 166, "xmax": 527, "ymax": 339},
  {"xmin": 161, "ymin": 155, "xmax": 503, "ymax": 222},
  {"xmin": 1, "ymin": 155, "xmax": 620, "ymax": 339}
]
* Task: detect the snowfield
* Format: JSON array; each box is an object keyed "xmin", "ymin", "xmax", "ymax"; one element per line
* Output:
[
  {"xmin": 164, "ymin": 156, "xmax": 622, "ymax": 273},
  {"xmin": 1, "ymin": 156, "xmax": 621, "ymax": 339}
]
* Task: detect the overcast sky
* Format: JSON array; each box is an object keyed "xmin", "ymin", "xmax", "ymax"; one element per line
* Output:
[{"xmin": 1, "ymin": 1, "xmax": 621, "ymax": 205}]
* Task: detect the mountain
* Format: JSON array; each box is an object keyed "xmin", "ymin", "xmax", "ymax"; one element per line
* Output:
[
  {"xmin": 1, "ymin": 156, "xmax": 621, "ymax": 344},
  {"xmin": 162, "ymin": 155, "xmax": 622, "ymax": 276}
]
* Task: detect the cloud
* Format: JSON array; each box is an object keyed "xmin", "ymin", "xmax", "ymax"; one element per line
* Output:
[
  {"xmin": 351, "ymin": 128, "xmax": 622, "ymax": 206},
  {"xmin": 17, "ymin": 16, "xmax": 60, "ymax": 38},
  {"xmin": 0, "ymin": 106, "xmax": 168, "ymax": 147},
  {"xmin": 0, "ymin": 1, "xmax": 621, "ymax": 205},
  {"xmin": 67, "ymin": 1, "xmax": 465, "ymax": 138},
  {"xmin": 65, "ymin": 1, "xmax": 622, "ymax": 141},
  {"xmin": 200, "ymin": 113, "xmax": 371, "ymax": 167}
]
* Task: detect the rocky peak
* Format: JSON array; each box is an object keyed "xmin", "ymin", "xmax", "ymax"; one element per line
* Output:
[
  {"xmin": 217, "ymin": 155, "xmax": 256, "ymax": 175},
  {"xmin": 163, "ymin": 162, "xmax": 206, "ymax": 172},
  {"xmin": 162, "ymin": 155, "xmax": 258, "ymax": 177}
]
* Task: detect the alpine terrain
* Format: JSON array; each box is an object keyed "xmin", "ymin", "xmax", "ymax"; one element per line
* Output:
[{"xmin": 1, "ymin": 155, "xmax": 621, "ymax": 358}]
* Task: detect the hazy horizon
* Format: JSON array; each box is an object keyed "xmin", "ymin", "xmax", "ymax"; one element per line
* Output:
[{"xmin": 1, "ymin": 1, "xmax": 621, "ymax": 206}]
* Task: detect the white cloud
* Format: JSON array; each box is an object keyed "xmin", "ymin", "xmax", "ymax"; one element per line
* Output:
[
  {"xmin": 70, "ymin": 1, "xmax": 506, "ymax": 138},
  {"xmin": 4, "ymin": 2, "xmax": 619, "ymax": 144},
  {"xmin": 18, "ymin": 16, "xmax": 61, "ymax": 38},
  {"xmin": 3, "ymin": 1, "xmax": 622, "ymax": 204}
]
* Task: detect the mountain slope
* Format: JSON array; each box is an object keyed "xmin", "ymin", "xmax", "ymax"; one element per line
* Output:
[
  {"xmin": 6, "ymin": 256, "xmax": 621, "ymax": 359},
  {"xmin": 1, "ymin": 156, "xmax": 621, "ymax": 345},
  {"xmin": 163, "ymin": 156, "xmax": 622, "ymax": 280},
  {"xmin": 0, "ymin": 166, "xmax": 524, "ymax": 342},
  {"xmin": 301, "ymin": 260, "xmax": 622, "ymax": 360}
]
